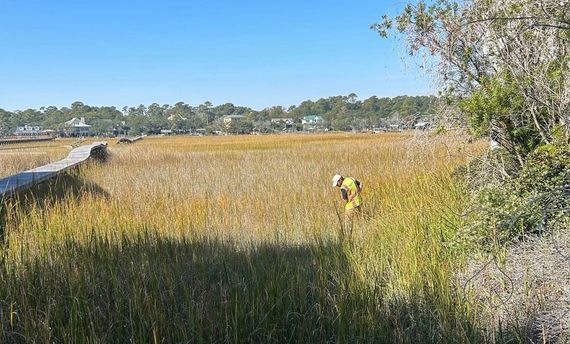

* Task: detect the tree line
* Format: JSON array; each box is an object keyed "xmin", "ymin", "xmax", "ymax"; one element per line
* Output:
[{"xmin": 0, "ymin": 94, "xmax": 437, "ymax": 136}]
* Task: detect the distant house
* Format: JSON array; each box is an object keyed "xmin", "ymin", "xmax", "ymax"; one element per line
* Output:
[
  {"xmin": 63, "ymin": 117, "xmax": 91, "ymax": 136},
  {"xmin": 388, "ymin": 124, "xmax": 401, "ymax": 132},
  {"xmin": 302, "ymin": 115, "xmax": 325, "ymax": 131},
  {"xmin": 223, "ymin": 115, "xmax": 245, "ymax": 125},
  {"xmin": 222, "ymin": 115, "xmax": 246, "ymax": 128},
  {"xmin": 110, "ymin": 121, "xmax": 129, "ymax": 137},
  {"xmin": 192, "ymin": 128, "xmax": 206, "ymax": 136},
  {"xmin": 414, "ymin": 121, "xmax": 430, "ymax": 130},
  {"xmin": 14, "ymin": 124, "xmax": 42, "ymax": 136},
  {"xmin": 270, "ymin": 118, "xmax": 294, "ymax": 125},
  {"xmin": 271, "ymin": 118, "xmax": 295, "ymax": 131},
  {"xmin": 42, "ymin": 129, "xmax": 57, "ymax": 137}
]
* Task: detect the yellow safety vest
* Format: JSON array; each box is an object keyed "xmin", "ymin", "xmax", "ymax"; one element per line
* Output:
[{"xmin": 341, "ymin": 177, "xmax": 362, "ymax": 211}]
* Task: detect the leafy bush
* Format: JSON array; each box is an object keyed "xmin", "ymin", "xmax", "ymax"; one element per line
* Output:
[{"xmin": 455, "ymin": 145, "xmax": 570, "ymax": 250}]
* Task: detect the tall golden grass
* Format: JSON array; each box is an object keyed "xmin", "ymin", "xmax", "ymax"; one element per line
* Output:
[
  {"xmin": 1, "ymin": 132, "xmax": 486, "ymax": 342},
  {"xmin": 0, "ymin": 139, "xmax": 78, "ymax": 178}
]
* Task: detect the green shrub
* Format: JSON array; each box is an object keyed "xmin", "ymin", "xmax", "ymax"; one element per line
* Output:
[{"xmin": 455, "ymin": 145, "xmax": 570, "ymax": 250}]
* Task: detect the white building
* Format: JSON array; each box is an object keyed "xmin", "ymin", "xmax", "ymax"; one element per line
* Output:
[
  {"xmin": 64, "ymin": 117, "xmax": 91, "ymax": 136},
  {"xmin": 301, "ymin": 115, "xmax": 325, "ymax": 131},
  {"xmin": 271, "ymin": 118, "xmax": 294, "ymax": 125},
  {"xmin": 14, "ymin": 125, "xmax": 42, "ymax": 136},
  {"xmin": 414, "ymin": 121, "xmax": 430, "ymax": 130},
  {"xmin": 222, "ymin": 115, "xmax": 246, "ymax": 127}
]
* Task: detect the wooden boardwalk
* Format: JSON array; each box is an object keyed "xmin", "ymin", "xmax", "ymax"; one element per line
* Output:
[
  {"xmin": 0, "ymin": 136, "xmax": 54, "ymax": 145},
  {"xmin": 117, "ymin": 136, "xmax": 143, "ymax": 144},
  {"xmin": 0, "ymin": 142, "xmax": 107, "ymax": 198}
]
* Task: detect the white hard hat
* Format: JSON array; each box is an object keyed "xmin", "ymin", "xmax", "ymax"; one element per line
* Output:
[{"xmin": 332, "ymin": 174, "xmax": 342, "ymax": 187}]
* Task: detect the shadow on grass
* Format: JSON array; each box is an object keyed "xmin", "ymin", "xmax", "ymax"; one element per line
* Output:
[
  {"xmin": 18, "ymin": 168, "xmax": 109, "ymax": 204},
  {"xmin": 0, "ymin": 169, "xmax": 109, "ymax": 240},
  {"xmin": 0, "ymin": 231, "xmax": 485, "ymax": 343}
]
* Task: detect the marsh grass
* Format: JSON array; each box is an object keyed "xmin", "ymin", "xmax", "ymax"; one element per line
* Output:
[
  {"xmin": 0, "ymin": 138, "xmax": 91, "ymax": 178},
  {"xmin": 1, "ymin": 133, "xmax": 486, "ymax": 342}
]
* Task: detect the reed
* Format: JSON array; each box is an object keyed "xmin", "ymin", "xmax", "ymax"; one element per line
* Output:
[
  {"xmin": 1, "ymin": 132, "xmax": 485, "ymax": 342},
  {"xmin": 0, "ymin": 140, "xmax": 77, "ymax": 178}
]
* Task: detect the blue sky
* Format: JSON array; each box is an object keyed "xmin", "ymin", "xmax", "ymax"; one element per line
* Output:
[{"xmin": 0, "ymin": 0, "xmax": 432, "ymax": 111}]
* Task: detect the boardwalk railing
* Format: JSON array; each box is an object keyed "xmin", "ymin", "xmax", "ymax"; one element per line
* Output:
[
  {"xmin": 0, "ymin": 142, "xmax": 107, "ymax": 198},
  {"xmin": 0, "ymin": 136, "xmax": 54, "ymax": 145}
]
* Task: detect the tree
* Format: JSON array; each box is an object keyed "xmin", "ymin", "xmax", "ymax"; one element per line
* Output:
[
  {"xmin": 196, "ymin": 101, "xmax": 215, "ymax": 126},
  {"xmin": 42, "ymin": 106, "xmax": 66, "ymax": 130},
  {"xmin": 71, "ymin": 101, "xmax": 86, "ymax": 114},
  {"xmin": 373, "ymin": 0, "xmax": 569, "ymax": 164},
  {"xmin": 0, "ymin": 109, "xmax": 11, "ymax": 135}
]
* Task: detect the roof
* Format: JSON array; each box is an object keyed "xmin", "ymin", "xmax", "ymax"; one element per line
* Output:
[
  {"xmin": 303, "ymin": 115, "xmax": 324, "ymax": 120},
  {"xmin": 15, "ymin": 126, "xmax": 42, "ymax": 131},
  {"xmin": 64, "ymin": 117, "xmax": 91, "ymax": 128}
]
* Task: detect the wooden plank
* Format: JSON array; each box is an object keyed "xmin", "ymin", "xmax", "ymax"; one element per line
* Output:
[{"xmin": 0, "ymin": 142, "xmax": 107, "ymax": 198}]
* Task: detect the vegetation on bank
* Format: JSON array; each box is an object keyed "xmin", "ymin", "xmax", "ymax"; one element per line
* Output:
[
  {"xmin": 375, "ymin": 0, "xmax": 568, "ymax": 340},
  {"xmin": 0, "ymin": 94, "xmax": 437, "ymax": 136},
  {"xmin": 375, "ymin": 0, "xmax": 568, "ymax": 241}
]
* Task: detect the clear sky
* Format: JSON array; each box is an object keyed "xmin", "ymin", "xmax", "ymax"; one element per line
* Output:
[{"xmin": 0, "ymin": 0, "xmax": 433, "ymax": 111}]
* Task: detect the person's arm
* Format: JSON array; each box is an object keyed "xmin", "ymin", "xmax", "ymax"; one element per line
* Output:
[{"xmin": 341, "ymin": 188, "xmax": 348, "ymax": 202}]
